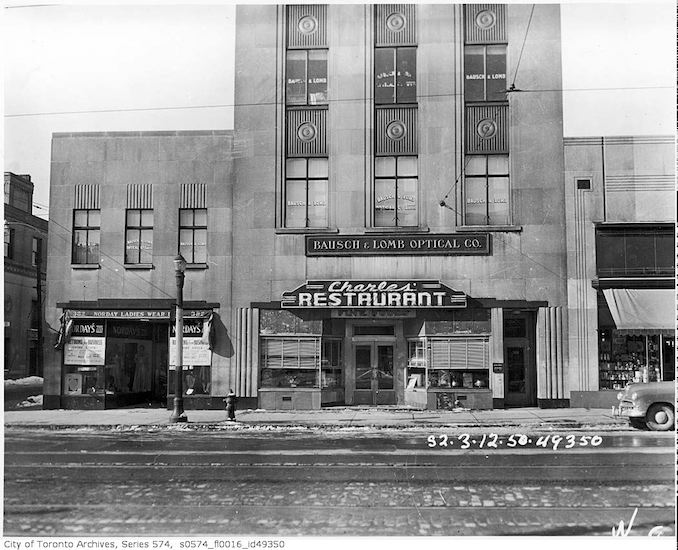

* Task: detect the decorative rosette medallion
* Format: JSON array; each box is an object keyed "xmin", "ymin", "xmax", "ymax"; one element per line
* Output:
[
  {"xmin": 297, "ymin": 122, "xmax": 317, "ymax": 142},
  {"xmin": 475, "ymin": 9, "xmax": 496, "ymax": 30},
  {"xmin": 386, "ymin": 120, "xmax": 407, "ymax": 141},
  {"xmin": 298, "ymin": 15, "xmax": 318, "ymax": 34},
  {"xmin": 386, "ymin": 12, "xmax": 407, "ymax": 32},
  {"xmin": 476, "ymin": 119, "xmax": 497, "ymax": 140}
]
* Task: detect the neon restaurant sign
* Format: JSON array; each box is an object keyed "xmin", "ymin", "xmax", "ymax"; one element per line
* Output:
[{"xmin": 281, "ymin": 280, "xmax": 467, "ymax": 309}]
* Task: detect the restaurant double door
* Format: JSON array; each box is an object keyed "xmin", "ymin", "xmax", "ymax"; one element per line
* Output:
[{"xmin": 353, "ymin": 341, "xmax": 395, "ymax": 406}]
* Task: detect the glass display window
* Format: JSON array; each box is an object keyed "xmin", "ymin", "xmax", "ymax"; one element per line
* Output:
[
  {"xmin": 260, "ymin": 336, "xmax": 321, "ymax": 388},
  {"xmin": 168, "ymin": 365, "xmax": 211, "ymax": 395},
  {"xmin": 321, "ymin": 339, "xmax": 343, "ymax": 388}
]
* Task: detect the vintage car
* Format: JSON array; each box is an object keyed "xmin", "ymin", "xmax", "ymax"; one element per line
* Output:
[{"xmin": 614, "ymin": 381, "xmax": 676, "ymax": 431}]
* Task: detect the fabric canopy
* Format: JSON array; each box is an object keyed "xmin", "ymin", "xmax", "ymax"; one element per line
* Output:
[{"xmin": 602, "ymin": 288, "xmax": 675, "ymax": 335}]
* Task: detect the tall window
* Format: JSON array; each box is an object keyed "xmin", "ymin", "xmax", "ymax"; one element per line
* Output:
[
  {"xmin": 464, "ymin": 45, "xmax": 507, "ymax": 102},
  {"xmin": 179, "ymin": 209, "xmax": 207, "ymax": 264},
  {"xmin": 374, "ymin": 156, "xmax": 418, "ymax": 227},
  {"xmin": 31, "ymin": 237, "xmax": 42, "ymax": 266},
  {"xmin": 72, "ymin": 209, "xmax": 100, "ymax": 264},
  {"xmin": 125, "ymin": 209, "xmax": 153, "ymax": 265},
  {"xmin": 286, "ymin": 50, "xmax": 328, "ymax": 105},
  {"xmin": 4, "ymin": 227, "xmax": 14, "ymax": 259},
  {"xmin": 374, "ymin": 47, "xmax": 417, "ymax": 104},
  {"xmin": 285, "ymin": 158, "xmax": 328, "ymax": 228},
  {"xmin": 463, "ymin": 155, "xmax": 509, "ymax": 226}
]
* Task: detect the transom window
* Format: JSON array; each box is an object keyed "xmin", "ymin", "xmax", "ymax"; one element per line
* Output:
[
  {"xmin": 286, "ymin": 50, "xmax": 328, "ymax": 105},
  {"xmin": 72, "ymin": 209, "xmax": 101, "ymax": 264},
  {"xmin": 125, "ymin": 209, "xmax": 154, "ymax": 265},
  {"xmin": 179, "ymin": 209, "xmax": 207, "ymax": 264},
  {"xmin": 596, "ymin": 226, "xmax": 674, "ymax": 277},
  {"xmin": 374, "ymin": 156, "xmax": 418, "ymax": 227},
  {"xmin": 463, "ymin": 155, "xmax": 509, "ymax": 226},
  {"xmin": 285, "ymin": 158, "xmax": 328, "ymax": 228},
  {"xmin": 374, "ymin": 47, "xmax": 417, "ymax": 104}
]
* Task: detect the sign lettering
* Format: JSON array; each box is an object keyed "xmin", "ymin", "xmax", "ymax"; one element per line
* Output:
[
  {"xmin": 282, "ymin": 280, "xmax": 466, "ymax": 309},
  {"xmin": 306, "ymin": 234, "xmax": 490, "ymax": 256}
]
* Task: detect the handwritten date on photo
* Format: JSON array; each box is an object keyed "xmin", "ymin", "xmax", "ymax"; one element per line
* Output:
[{"xmin": 426, "ymin": 433, "xmax": 603, "ymax": 450}]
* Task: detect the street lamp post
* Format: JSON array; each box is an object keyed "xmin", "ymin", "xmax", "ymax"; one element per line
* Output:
[{"xmin": 170, "ymin": 254, "xmax": 188, "ymax": 423}]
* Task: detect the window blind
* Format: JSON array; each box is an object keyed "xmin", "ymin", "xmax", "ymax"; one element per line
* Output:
[
  {"xmin": 430, "ymin": 337, "xmax": 489, "ymax": 370},
  {"xmin": 261, "ymin": 337, "xmax": 320, "ymax": 369}
]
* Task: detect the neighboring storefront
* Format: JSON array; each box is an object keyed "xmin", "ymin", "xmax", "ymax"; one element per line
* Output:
[{"xmin": 55, "ymin": 305, "xmax": 216, "ymax": 409}]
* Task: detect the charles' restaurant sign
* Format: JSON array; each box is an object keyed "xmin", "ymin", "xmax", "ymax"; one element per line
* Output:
[
  {"xmin": 282, "ymin": 280, "xmax": 467, "ymax": 309},
  {"xmin": 306, "ymin": 234, "xmax": 490, "ymax": 256}
]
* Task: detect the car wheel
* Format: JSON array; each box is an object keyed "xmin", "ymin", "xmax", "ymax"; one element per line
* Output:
[
  {"xmin": 645, "ymin": 404, "xmax": 675, "ymax": 431},
  {"xmin": 629, "ymin": 417, "xmax": 647, "ymax": 430}
]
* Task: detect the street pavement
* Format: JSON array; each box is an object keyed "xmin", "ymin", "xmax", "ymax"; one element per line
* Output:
[
  {"xmin": 2, "ymin": 405, "xmax": 630, "ymax": 430},
  {"xmin": 4, "ymin": 428, "xmax": 675, "ymax": 536}
]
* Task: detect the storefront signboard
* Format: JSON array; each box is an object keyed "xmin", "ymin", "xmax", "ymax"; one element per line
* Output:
[
  {"xmin": 282, "ymin": 280, "xmax": 467, "ymax": 309},
  {"xmin": 306, "ymin": 234, "xmax": 490, "ymax": 256},
  {"xmin": 64, "ymin": 337, "xmax": 106, "ymax": 366},
  {"xmin": 68, "ymin": 310, "xmax": 210, "ymax": 319}
]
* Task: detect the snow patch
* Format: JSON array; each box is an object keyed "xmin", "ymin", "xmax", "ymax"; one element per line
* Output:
[
  {"xmin": 16, "ymin": 395, "xmax": 43, "ymax": 407},
  {"xmin": 4, "ymin": 376, "xmax": 44, "ymax": 388}
]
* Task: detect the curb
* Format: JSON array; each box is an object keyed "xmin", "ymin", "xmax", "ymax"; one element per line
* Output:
[{"xmin": 3, "ymin": 421, "xmax": 632, "ymax": 432}]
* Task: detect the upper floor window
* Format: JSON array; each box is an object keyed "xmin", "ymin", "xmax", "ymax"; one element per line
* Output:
[
  {"xmin": 286, "ymin": 50, "xmax": 328, "ymax": 105},
  {"xmin": 285, "ymin": 158, "xmax": 328, "ymax": 228},
  {"xmin": 464, "ymin": 45, "xmax": 507, "ymax": 102},
  {"xmin": 375, "ymin": 47, "xmax": 416, "ymax": 104},
  {"xmin": 72, "ymin": 209, "xmax": 100, "ymax": 264},
  {"xmin": 596, "ymin": 226, "xmax": 674, "ymax": 278},
  {"xmin": 374, "ymin": 156, "xmax": 418, "ymax": 227},
  {"xmin": 463, "ymin": 155, "xmax": 509, "ymax": 226},
  {"xmin": 4, "ymin": 227, "xmax": 14, "ymax": 259},
  {"xmin": 31, "ymin": 237, "xmax": 42, "ymax": 266},
  {"xmin": 179, "ymin": 209, "xmax": 207, "ymax": 264},
  {"xmin": 125, "ymin": 209, "xmax": 153, "ymax": 265}
]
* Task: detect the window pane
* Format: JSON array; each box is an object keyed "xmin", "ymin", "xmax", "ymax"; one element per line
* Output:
[
  {"xmin": 126, "ymin": 210, "xmax": 141, "ymax": 227},
  {"xmin": 307, "ymin": 179, "xmax": 328, "ymax": 228},
  {"xmin": 375, "ymin": 156, "xmax": 395, "ymax": 177},
  {"xmin": 179, "ymin": 210, "xmax": 193, "ymax": 227},
  {"xmin": 464, "ymin": 46, "xmax": 485, "ymax": 101},
  {"xmin": 488, "ymin": 155, "xmax": 509, "ymax": 174},
  {"xmin": 308, "ymin": 50, "xmax": 328, "ymax": 105},
  {"xmin": 88, "ymin": 231, "xmax": 100, "ymax": 263},
  {"xmin": 194, "ymin": 229, "xmax": 207, "ymax": 263},
  {"xmin": 465, "ymin": 155, "xmax": 487, "ymax": 176},
  {"xmin": 286, "ymin": 50, "xmax": 307, "ymax": 105},
  {"xmin": 488, "ymin": 177, "xmax": 509, "ymax": 226},
  {"xmin": 74, "ymin": 210, "xmax": 88, "ymax": 227},
  {"xmin": 464, "ymin": 176, "xmax": 487, "ymax": 225},
  {"xmin": 286, "ymin": 158, "xmax": 307, "ymax": 178},
  {"xmin": 179, "ymin": 229, "xmax": 194, "ymax": 261},
  {"xmin": 375, "ymin": 48, "xmax": 395, "ymax": 104},
  {"xmin": 397, "ymin": 156, "xmax": 417, "ymax": 177},
  {"xmin": 398, "ymin": 178, "xmax": 418, "ymax": 226},
  {"xmin": 308, "ymin": 157, "xmax": 328, "ymax": 178},
  {"xmin": 374, "ymin": 178, "xmax": 396, "ymax": 226},
  {"xmin": 396, "ymin": 47, "xmax": 417, "ymax": 103},
  {"xmin": 141, "ymin": 210, "xmax": 154, "ymax": 227},
  {"xmin": 73, "ymin": 230, "xmax": 88, "ymax": 263},
  {"xmin": 625, "ymin": 232, "xmax": 655, "ymax": 275},
  {"xmin": 486, "ymin": 45, "xmax": 507, "ymax": 101},
  {"xmin": 285, "ymin": 179, "xmax": 307, "ymax": 228},
  {"xmin": 88, "ymin": 210, "xmax": 101, "ymax": 227},
  {"xmin": 595, "ymin": 233, "xmax": 624, "ymax": 276},
  {"xmin": 654, "ymin": 231, "xmax": 673, "ymax": 274},
  {"xmin": 125, "ymin": 229, "xmax": 140, "ymax": 263},
  {"xmin": 140, "ymin": 229, "xmax": 153, "ymax": 263},
  {"xmin": 194, "ymin": 209, "xmax": 207, "ymax": 227}
]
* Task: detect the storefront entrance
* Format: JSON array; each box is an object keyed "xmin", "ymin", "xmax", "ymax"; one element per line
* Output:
[
  {"xmin": 353, "ymin": 342, "xmax": 396, "ymax": 405},
  {"xmin": 503, "ymin": 311, "xmax": 537, "ymax": 407}
]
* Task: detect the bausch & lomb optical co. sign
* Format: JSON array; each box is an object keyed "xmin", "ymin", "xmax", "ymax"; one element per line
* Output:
[
  {"xmin": 281, "ymin": 280, "xmax": 467, "ymax": 309},
  {"xmin": 306, "ymin": 234, "xmax": 490, "ymax": 256}
]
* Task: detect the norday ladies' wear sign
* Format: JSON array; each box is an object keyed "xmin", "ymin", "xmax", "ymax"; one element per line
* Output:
[
  {"xmin": 305, "ymin": 234, "xmax": 490, "ymax": 256},
  {"xmin": 281, "ymin": 280, "xmax": 467, "ymax": 309}
]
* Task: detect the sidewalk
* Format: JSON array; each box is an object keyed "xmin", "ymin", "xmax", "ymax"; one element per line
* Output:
[{"xmin": 2, "ymin": 406, "xmax": 629, "ymax": 431}]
